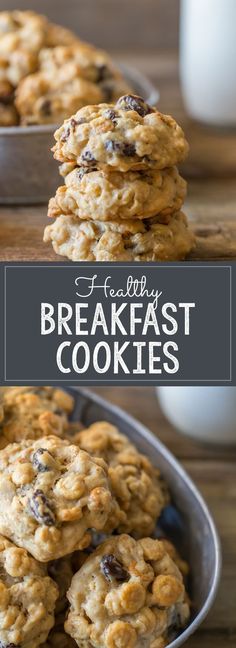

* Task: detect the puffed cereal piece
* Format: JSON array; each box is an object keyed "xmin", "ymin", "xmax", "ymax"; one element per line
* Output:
[
  {"xmin": 65, "ymin": 534, "xmax": 190, "ymax": 648},
  {"xmin": 0, "ymin": 533, "xmax": 58, "ymax": 648},
  {"xmin": 0, "ymin": 435, "xmax": 114, "ymax": 561}
]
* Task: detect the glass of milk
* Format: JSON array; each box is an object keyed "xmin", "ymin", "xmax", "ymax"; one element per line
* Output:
[
  {"xmin": 157, "ymin": 387, "xmax": 236, "ymax": 445},
  {"xmin": 180, "ymin": 0, "xmax": 236, "ymax": 126}
]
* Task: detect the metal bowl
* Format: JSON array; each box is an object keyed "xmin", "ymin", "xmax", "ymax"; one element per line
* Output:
[
  {"xmin": 0, "ymin": 65, "xmax": 159, "ymax": 205},
  {"xmin": 67, "ymin": 387, "xmax": 221, "ymax": 648}
]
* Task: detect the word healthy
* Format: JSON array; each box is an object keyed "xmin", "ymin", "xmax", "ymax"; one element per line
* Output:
[{"xmin": 41, "ymin": 275, "xmax": 196, "ymax": 376}]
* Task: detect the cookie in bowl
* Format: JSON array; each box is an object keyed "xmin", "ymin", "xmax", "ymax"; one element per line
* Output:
[
  {"xmin": 65, "ymin": 534, "xmax": 190, "ymax": 648},
  {"xmin": 73, "ymin": 421, "xmax": 168, "ymax": 537},
  {"xmin": 0, "ymin": 435, "xmax": 115, "ymax": 561},
  {"xmin": 0, "ymin": 533, "xmax": 58, "ymax": 648},
  {"xmin": 0, "ymin": 386, "xmax": 74, "ymax": 447}
]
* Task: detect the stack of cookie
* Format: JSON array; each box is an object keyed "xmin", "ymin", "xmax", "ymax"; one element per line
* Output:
[
  {"xmin": 0, "ymin": 386, "xmax": 191, "ymax": 648},
  {"xmin": 44, "ymin": 93, "xmax": 195, "ymax": 262}
]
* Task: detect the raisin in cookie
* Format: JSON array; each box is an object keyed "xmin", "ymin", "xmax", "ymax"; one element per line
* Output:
[
  {"xmin": 44, "ymin": 210, "xmax": 194, "ymax": 262},
  {"xmin": 16, "ymin": 72, "xmax": 104, "ymax": 125},
  {"xmin": 0, "ymin": 534, "xmax": 58, "ymax": 648},
  {"xmin": 53, "ymin": 95, "xmax": 189, "ymax": 172},
  {"xmin": 65, "ymin": 534, "xmax": 190, "ymax": 648},
  {"xmin": 0, "ymin": 386, "xmax": 74, "ymax": 446},
  {"xmin": 0, "ymin": 435, "xmax": 113, "ymax": 561},
  {"xmin": 73, "ymin": 421, "xmax": 168, "ymax": 537},
  {"xmin": 48, "ymin": 166, "xmax": 186, "ymax": 222}
]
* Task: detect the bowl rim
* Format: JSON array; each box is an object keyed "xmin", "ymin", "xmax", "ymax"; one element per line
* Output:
[
  {"xmin": 68, "ymin": 386, "xmax": 222, "ymax": 648},
  {"xmin": 0, "ymin": 63, "xmax": 159, "ymax": 136}
]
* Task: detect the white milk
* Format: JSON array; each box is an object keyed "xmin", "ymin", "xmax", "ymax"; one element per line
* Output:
[
  {"xmin": 180, "ymin": 0, "xmax": 236, "ymax": 125},
  {"xmin": 157, "ymin": 387, "xmax": 236, "ymax": 444}
]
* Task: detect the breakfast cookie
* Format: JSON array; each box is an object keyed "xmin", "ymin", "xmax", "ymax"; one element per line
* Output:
[
  {"xmin": 16, "ymin": 72, "xmax": 104, "ymax": 125},
  {"xmin": 43, "ymin": 210, "xmax": 194, "ymax": 262},
  {"xmin": 0, "ymin": 386, "xmax": 74, "ymax": 446},
  {"xmin": 53, "ymin": 95, "xmax": 189, "ymax": 172},
  {"xmin": 0, "ymin": 11, "xmax": 77, "ymax": 91},
  {"xmin": 74, "ymin": 421, "xmax": 168, "ymax": 537},
  {"xmin": 0, "ymin": 533, "xmax": 58, "ymax": 648},
  {"xmin": 0, "ymin": 435, "xmax": 113, "ymax": 560},
  {"xmin": 0, "ymin": 11, "xmax": 46, "ymax": 88},
  {"xmin": 39, "ymin": 43, "xmax": 124, "ymax": 86},
  {"xmin": 48, "ymin": 166, "xmax": 186, "ymax": 222},
  {"xmin": 65, "ymin": 534, "xmax": 190, "ymax": 648}
]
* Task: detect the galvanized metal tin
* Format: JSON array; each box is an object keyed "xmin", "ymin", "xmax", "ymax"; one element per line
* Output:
[
  {"xmin": 67, "ymin": 387, "xmax": 221, "ymax": 648},
  {"xmin": 0, "ymin": 66, "xmax": 159, "ymax": 205}
]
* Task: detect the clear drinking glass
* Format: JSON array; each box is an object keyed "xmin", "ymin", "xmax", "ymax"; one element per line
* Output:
[{"xmin": 180, "ymin": 0, "xmax": 236, "ymax": 126}]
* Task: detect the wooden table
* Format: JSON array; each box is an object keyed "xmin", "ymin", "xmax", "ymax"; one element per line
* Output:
[
  {"xmin": 1, "ymin": 51, "xmax": 236, "ymax": 261},
  {"xmin": 92, "ymin": 386, "xmax": 236, "ymax": 648}
]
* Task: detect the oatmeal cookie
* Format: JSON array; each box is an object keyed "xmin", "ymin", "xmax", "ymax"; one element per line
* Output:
[
  {"xmin": 39, "ymin": 43, "xmax": 131, "ymax": 103},
  {"xmin": 53, "ymin": 95, "xmax": 189, "ymax": 172},
  {"xmin": 0, "ymin": 533, "xmax": 58, "ymax": 648},
  {"xmin": 0, "ymin": 11, "xmax": 46, "ymax": 88},
  {"xmin": 0, "ymin": 11, "xmax": 77, "ymax": 90},
  {"xmin": 39, "ymin": 43, "xmax": 123, "ymax": 85},
  {"xmin": 0, "ymin": 435, "xmax": 113, "ymax": 561},
  {"xmin": 16, "ymin": 72, "xmax": 104, "ymax": 125},
  {"xmin": 43, "ymin": 210, "xmax": 194, "ymax": 262},
  {"xmin": 65, "ymin": 534, "xmax": 190, "ymax": 648},
  {"xmin": 74, "ymin": 421, "xmax": 168, "ymax": 536},
  {"xmin": 0, "ymin": 386, "xmax": 74, "ymax": 446},
  {"xmin": 48, "ymin": 166, "xmax": 186, "ymax": 222}
]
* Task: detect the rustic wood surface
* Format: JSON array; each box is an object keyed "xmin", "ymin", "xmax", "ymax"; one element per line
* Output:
[
  {"xmin": 92, "ymin": 386, "xmax": 236, "ymax": 647},
  {"xmin": 1, "ymin": 51, "xmax": 236, "ymax": 261}
]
